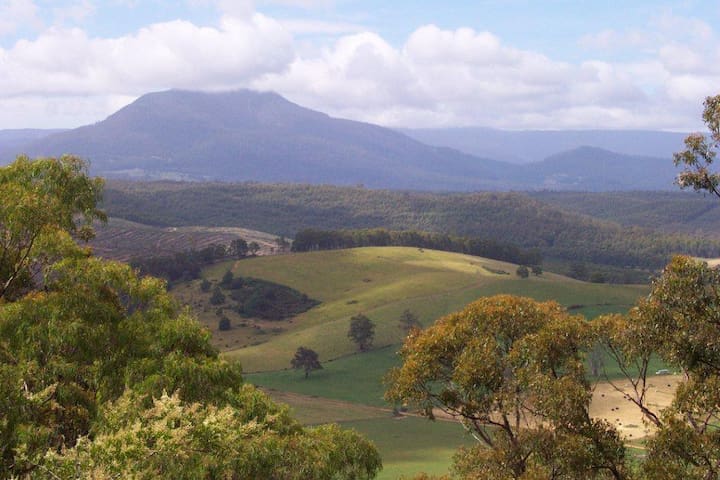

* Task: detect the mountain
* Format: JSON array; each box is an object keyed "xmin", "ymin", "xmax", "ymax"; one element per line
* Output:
[
  {"xmin": 20, "ymin": 90, "xmax": 511, "ymax": 190},
  {"xmin": 400, "ymin": 127, "xmax": 689, "ymax": 164},
  {"xmin": 0, "ymin": 128, "xmax": 66, "ymax": 161},
  {"xmin": 14, "ymin": 89, "xmax": 685, "ymax": 191},
  {"xmin": 518, "ymin": 146, "xmax": 681, "ymax": 191}
]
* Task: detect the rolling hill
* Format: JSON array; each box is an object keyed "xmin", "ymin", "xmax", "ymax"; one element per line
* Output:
[
  {"xmin": 103, "ymin": 180, "xmax": 720, "ymax": 273},
  {"xmin": 177, "ymin": 247, "xmax": 646, "ymax": 373}
]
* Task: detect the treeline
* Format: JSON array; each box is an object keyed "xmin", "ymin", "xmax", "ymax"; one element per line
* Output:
[
  {"xmin": 130, "ymin": 239, "xmax": 257, "ymax": 283},
  {"xmin": 104, "ymin": 181, "xmax": 720, "ymax": 272},
  {"xmin": 292, "ymin": 228, "xmax": 542, "ymax": 266}
]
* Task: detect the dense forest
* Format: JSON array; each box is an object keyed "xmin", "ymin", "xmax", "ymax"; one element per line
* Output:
[
  {"xmin": 104, "ymin": 181, "xmax": 720, "ymax": 272},
  {"xmin": 530, "ymin": 191, "xmax": 720, "ymax": 236},
  {"xmin": 292, "ymin": 228, "xmax": 542, "ymax": 266}
]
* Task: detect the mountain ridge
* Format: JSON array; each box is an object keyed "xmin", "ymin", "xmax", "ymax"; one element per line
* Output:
[{"xmin": 4, "ymin": 89, "xmax": 685, "ymax": 191}]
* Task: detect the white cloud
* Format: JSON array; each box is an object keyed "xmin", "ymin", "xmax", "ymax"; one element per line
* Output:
[
  {"xmin": 1, "ymin": 10, "xmax": 719, "ymax": 131},
  {"xmin": 0, "ymin": 13, "xmax": 293, "ymax": 99},
  {"xmin": 0, "ymin": 0, "xmax": 41, "ymax": 36}
]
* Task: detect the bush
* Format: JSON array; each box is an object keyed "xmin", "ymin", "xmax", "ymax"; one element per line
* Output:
[
  {"xmin": 218, "ymin": 316, "xmax": 231, "ymax": 331},
  {"xmin": 200, "ymin": 278, "xmax": 211, "ymax": 292},
  {"xmin": 516, "ymin": 265, "xmax": 529, "ymax": 278},
  {"xmin": 210, "ymin": 287, "xmax": 225, "ymax": 305}
]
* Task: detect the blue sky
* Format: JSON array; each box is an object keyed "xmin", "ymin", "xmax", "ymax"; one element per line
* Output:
[{"xmin": 1, "ymin": 0, "xmax": 719, "ymax": 130}]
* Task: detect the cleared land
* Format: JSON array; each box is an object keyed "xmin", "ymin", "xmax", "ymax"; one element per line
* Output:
[
  {"xmin": 192, "ymin": 247, "xmax": 645, "ymax": 372},
  {"xmin": 175, "ymin": 246, "xmax": 655, "ymax": 478},
  {"xmin": 90, "ymin": 217, "xmax": 282, "ymax": 261}
]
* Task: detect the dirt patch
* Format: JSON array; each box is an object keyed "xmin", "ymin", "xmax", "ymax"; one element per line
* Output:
[{"xmin": 590, "ymin": 375, "xmax": 681, "ymax": 439}]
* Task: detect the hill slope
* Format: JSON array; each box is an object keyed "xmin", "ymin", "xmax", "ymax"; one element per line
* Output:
[
  {"xmin": 21, "ymin": 90, "xmax": 510, "ymax": 190},
  {"xmin": 104, "ymin": 181, "xmax": 720, "ymax": 270},
  {"xmin": 181, "ymin": 247, "xmax": 646, "ymax": 372},
  {"xmin": 11, "ymin": 89, "xmax": 686, "ymax": 191},
  {"xmin": 401, "ymin": 127, "xmax": 688, "ymax": 164}
]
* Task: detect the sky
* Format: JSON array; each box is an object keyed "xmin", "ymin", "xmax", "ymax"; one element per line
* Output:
[{"xmin": 1, "ymin": 0, "xmax": 719, "ymax": 130}]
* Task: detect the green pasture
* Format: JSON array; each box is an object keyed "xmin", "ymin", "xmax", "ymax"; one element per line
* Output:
[
  {"xmin": 206, "ymin": 247, "xmax": 645, "ymax": 372},
  {"xmin": 343, "ymin": 417, "xmax": 475, "ymax": 480}
]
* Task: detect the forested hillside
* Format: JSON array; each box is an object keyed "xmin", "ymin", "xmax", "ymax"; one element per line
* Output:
[
  {"xmin": 104, "ymin": 181, "xmax": 720, "ymax": 271},
  {"xmin": 530, "ymin": 191, "xmax": 720, "ymax": 237}
]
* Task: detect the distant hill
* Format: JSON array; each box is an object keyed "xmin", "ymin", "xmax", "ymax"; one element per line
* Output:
[
  {"xmin": 517, "ymin": 146, "xmax": 681, "ymax": 191},
  {"xmin": 12, "ymin": 89, "xmax": 687, "ymax": 191},
  {"xmin": 529, "ymin": 191, "xmax": 720, "ymax": 237},
  {"xmin": 0, "ymin": 128, "xmax": 66, "ymax": 161},
  {"xmin": 103, "ymin": 180, "xmax": 720, "ymax": 274},
  {"xmin": 400, "ymin": 127, "xmax": 689, "ymax": 164},
  {"xmin": 20, "ymin": 90, "xmax": 510, "ymax": 191}
]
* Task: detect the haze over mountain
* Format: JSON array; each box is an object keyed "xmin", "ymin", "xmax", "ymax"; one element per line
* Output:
[
  {"xmin": 5, "ymin": 89, "xmax": 683, "ymax": 191},
  {"xmin": 400, "ymin": 127, "xmax": 689, "ymax": 164}
]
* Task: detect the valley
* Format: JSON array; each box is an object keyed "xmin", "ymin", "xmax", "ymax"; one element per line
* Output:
[{"xmin": 164, "ymin": 246, "xmax": 653, "ymax": 478}]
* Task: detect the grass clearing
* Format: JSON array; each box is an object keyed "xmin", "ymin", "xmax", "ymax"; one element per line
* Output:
[
  {"xmin": 198, "ymin": 247, "xmax": 645, "ymax": 372},
  {"xmin": 342, "ymin": 417, "xmax": 474, "ymax": 480}
]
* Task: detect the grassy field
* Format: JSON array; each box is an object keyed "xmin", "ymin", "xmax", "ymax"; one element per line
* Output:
[
  {"xmin": 175, "ymin": 246, "xmax": 652, "ymax": 478},
  {"xmin": 195, "ymin": 247, "xmax": 645, "ymax": 372},
  {"xmin": 260, "ymin": 388, "xmax": 474, "ymax": 480}
]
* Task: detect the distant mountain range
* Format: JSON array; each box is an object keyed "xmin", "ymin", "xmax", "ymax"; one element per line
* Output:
[
  {"xmin": 400, "ymin": 127, "xmax": 690, "ymax": 164},
  {"xmin": 1, "ymin": 89, "xmax": 686, "ymax": 191}
]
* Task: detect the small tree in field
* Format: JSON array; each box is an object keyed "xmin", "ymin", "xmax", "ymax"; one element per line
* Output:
[
  {"xmin": 291, "ymin": 347, "xmax": 322, "ymax": 378},
  {"xmin": 516, "ymin": 265, "xmax": 529, "ymax": 278},
  {"xmin": 249, "ymin": 241, "xmax": 261, "ymax": 256},
  {"xmin": 210, "ymin": 286, "xmax": 225, "ymax": 305},
  {"xmin": 348, "ymin": 314, "xmax": 375, "ymax": 352}
]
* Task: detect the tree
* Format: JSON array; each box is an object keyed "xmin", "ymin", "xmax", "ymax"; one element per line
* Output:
[
  {"xmin": 230, "ymin": 238, "xmax": 249, "ymax": 258},
  {"xmin": 0, "ymin": 156, "xmax": 381, "ymax": 479},
  {"xmin": 531, "ymin": 265, "xmax": 543, "ymax": 276},
  {"xmin": 348, "ymin": 314, "xmax": 375, "ymax": 352},
  {"xmin": 398, "ymin": 309, "xmax": 421, "ymax": 334},
  {"xmin": 597, "ymin": 256, "xmax": 720, "ymax": 479},
  {"xmin": 200, "ymin": 278, "xmax": 211, "ymax": 292},
  {"xmin": 515, "ymin": 265, "xmax": 529, "ymax": 278},
  {"xmin": 0, "ymin": 154, "xmax": 105, "ymax": 301},
  {"xmin": 674, "ymin": 94, "xmax": 720, "ymax": 197},
  {"xmin": 218, "ymin": 315, "xmax": 231, "ymax": 331},
  {"xmin": 221, "ymin": 269, "xmax": 234, "ymax": 287},
  {"xmin": 386, "ymin": 295, "xmax": 628, "ymax": 479},
  {"xmin": 249, "ymin": 241, "xmax": 261, "ymax": 255},
  {"xmin": 210, "ymin": 286, "xmax": 226, "ymax": 305},
  {"xmin": 291, "ymin": 346, "xmax": 323, "ymax": 378}
]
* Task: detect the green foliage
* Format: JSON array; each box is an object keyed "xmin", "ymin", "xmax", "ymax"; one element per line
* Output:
[
  {"xmin": 386, "ymin": 295, "xmax": 628, "ymax": 479},
  {"xmin": 291, "ymin": 346, "xmax": 323, "ymax": 378},
  {"xmin": 130, "ymin": 243, "xmax": 229, "ymax": 283},
  {"xmin": 221, "ymin": 269, "xmax": 234, "ymax": 287},
  {"xmin": 38, "ymin": 389, "xmax": 381, "ymax": 480},
  {"xmin": 103, "ymin": 181, "xmax": 720, "ymax": 273},
  {"xmin": 674, "ymin": 94, "xmax": 720, "ymax": 197},
  {"xmin": 292, "ymin": 228, "xmax": 542, "ymax": 266},
  {"xmin": 0, "ymin": 156, "xmax": 380, "ymax": 479},
  {"xmin": 0, "ymin": 154, "xmax": 105, "ymax": 300},
  {"xmin": 200, "ymin": 278, "xmax": 211, "ymax": 292},
  {"xmin": 209, "ymin": 286, "xmax": 225, "ymax": 305},
  {"xmin": 349, "ymin": 314, "xmax": 376, "ymax": 352},
  {"xmin": 531, "ymin": 264, "xmax": 543, "ymax": 276},
  {"xmin": 598, "ymin": 256, "xmax": 720, "ymax": 479},
  {"xmin": 228, "ymin": 276, "xmax": 319, "ymax": 320},
  {"xmin": 230, "ymin": 237, "xmax": 249, "ymax": 257},
  {"xmin": 218, "ymin": 315, "xmax": 231, "ymax": 331},
  {"xmin": 515, "ymin": 265, "xmax": 529, "ymax": 278}
]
